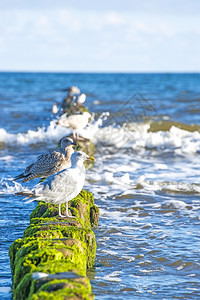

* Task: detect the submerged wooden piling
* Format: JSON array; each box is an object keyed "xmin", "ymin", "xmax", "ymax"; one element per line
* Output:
[{"xmin": 9, "ymin": 190, "xmax": 99, "ymax": 300}]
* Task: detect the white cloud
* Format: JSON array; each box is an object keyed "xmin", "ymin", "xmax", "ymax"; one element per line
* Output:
[
  {"xmin": 0, "ymin": 4, "xmax": 199, "ymax": 71},
  {"xmin": 105, "ymin": 12, "xmax": 125, "ymax": 26},
  {"xmin": 34, "ymin": 15, "xmax": 56, "ymax": 36},
  {"xmin": 58, "ymin": 10, "xmax": 82, "ymax": 32}
]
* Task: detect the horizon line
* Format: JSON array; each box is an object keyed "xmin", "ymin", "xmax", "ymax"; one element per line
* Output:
[{"xmin": 0, "ymin": 70, "xmax": 200, "ymax": 74}]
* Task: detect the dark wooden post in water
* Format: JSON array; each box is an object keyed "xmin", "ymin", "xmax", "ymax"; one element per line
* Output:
[{"xmin": 9, "ymin": 189, "xmax": 99, "ymax": 299}]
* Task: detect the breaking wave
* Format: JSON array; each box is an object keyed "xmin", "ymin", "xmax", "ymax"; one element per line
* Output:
[{"xmin": 0, "ymin": 114, "xmax": 200, "ymax": 155}]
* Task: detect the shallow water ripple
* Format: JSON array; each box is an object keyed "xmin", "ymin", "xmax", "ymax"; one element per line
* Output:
[{"xmin": 87, "ymin": 191, "xmax": 200, "ymax": 299}]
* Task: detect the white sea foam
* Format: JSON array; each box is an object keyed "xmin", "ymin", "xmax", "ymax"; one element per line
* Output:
[
  {"xmin": 0, "ymin": 178, "xmax": 26, "ymax": 195},
  {"xmin": 86, "ymin": 165, "xmax": 200, "ymax": 207},
  {"xmin": 102, "ymin": 271, "xmax": 123, "ymax": 282},
  {"xmin": 85, "ymin": 119, "xmax": 200, "ymax": 155},
  {"xmin": 154, "ymin": 163, "xmax": 168, "ymax": 170},
  {"xmin": 0, "ymin": 155, "xmax": 13, "ymax": 161},
  {"xmin": 1, "ymin": 113, "xmax": 200, "ymax": 155},
  {"xmin": 0, "ymin": 120, "xmax": 71, "ymax": 146},
  {"xmin": 163, "ymin": 200, "xmax": 188, "ymax": 209},
  {"xmin": 136, "ymin": 176, "xmax": 200, "ymax": 194},
  {"xmin": 101, "ymin": 249, "xmax": 118, "ymax": 255},
  {"xmin": 0, "ymin": 113, "xmax": 107, "ymax": 147}
]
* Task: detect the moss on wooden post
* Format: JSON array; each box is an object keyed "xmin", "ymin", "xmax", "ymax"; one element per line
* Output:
[{"xmin": 9, "ymin": 190, "xmax": 99, "ymax": 300}]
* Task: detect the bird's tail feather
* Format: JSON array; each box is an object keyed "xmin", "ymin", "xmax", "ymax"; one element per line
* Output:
[
  {"xmin": 15, "ymin": 191, "xmax": 35, "ymax": 198},
  {"xmin": 25, "ymin": 198, "xmax": 36, "ymax": 204},
  {"xmin": 14, "ymin": 174, "xmax": 25, "ymax": 181},
  {"xmin": 14, "ymin": 174, "xmax": 32, "ymax": 182},
  {"xmin": 15, "ymin": 191, "xmax": 36, "ymax": 203}
]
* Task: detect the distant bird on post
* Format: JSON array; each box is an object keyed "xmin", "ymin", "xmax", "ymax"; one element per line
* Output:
[
  {"xmin": 73, "ymin": 93, "xmax": 87, "ymax": 105},
  {"xmin": 62, "ymin": 86, "xmax": 87, "ymax": 114},
  {"xmin": 57, "ymin": 112, "xmax": 91, "ymax": 140},
  {"xmin": 52, "ymin": 102, "xmax": 59, "ymax": 114}
]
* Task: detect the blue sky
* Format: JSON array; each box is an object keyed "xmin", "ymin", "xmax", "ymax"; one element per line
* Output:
[{"xmin": 0, "ymin": 0, "xmax": 200, "ymax": 72}]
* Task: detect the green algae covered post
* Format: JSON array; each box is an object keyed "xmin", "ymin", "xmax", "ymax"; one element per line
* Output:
[{"xmin": 9, "ymin": 190, "xmax": 99, "ymax": 300}]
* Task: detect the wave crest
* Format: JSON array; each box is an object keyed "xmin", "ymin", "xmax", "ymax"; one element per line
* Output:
[{"xmin": 1, "ymin": 115, "xmax": 200, "ymax": 154}]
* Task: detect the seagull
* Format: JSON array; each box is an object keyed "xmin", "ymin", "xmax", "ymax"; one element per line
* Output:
[
  {"xmin": 73, "ymin": 93, "xmax": 86, "ymax": 105},
  {"xmin": 67, "ymin": 86, "xmax": 80, "ymax": 95},
  {"xmin": 62, "ymin": 86, "xmax": 80, "ymax": 108},
  {"xmin": 16, "ymin": 151, "xmax": 95, "ymax": 218},
  {"xmin": 62, "ymin": 88, "xmax": 86, "ymax": 114},
  {"xmin": 52, "ymin": 102, "xmax": 59, "ymax": 114},
  {"xmin": 57, "ymin": 112, "xmax": 91, "ymax": 139},
  {"xmin": 68, "ymin": 93, "xmax": 87, "ymax": 114},
  {"xmin": 14, "ymin": 137, "xmax": 76, "ymax": 182}
]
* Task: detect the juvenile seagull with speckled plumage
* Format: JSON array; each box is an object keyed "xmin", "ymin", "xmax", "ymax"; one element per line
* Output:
[
  {"xmin": 16, "ymin": 151, "xmax": 95, "ymax": 218},
  {"xmin": 14, "ymin": 137, "xmax": 76, "ymax": 182}
]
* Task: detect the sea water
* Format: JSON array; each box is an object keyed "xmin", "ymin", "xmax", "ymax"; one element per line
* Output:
[{"xmin": 0, "ymin": 72, "xmax": 200, "ymax": 299}]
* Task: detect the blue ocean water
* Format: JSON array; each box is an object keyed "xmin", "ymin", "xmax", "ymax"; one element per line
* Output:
[{"xmin": 0, "ymin": 72, "xmax": 200, "ymax": 299}]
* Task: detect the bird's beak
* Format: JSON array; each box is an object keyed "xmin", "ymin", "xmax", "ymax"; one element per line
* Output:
[{"xmin": 87, "ymin": 156, "xmax": 95, "ymax": 162}]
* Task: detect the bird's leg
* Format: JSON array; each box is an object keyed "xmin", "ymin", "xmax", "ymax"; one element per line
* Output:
[
  {"xmin": 58, "ymin": 203, "xmax": 64, "ymax": 217},
  {"xmin": 73, "ymin": 130, "xmax": 84, "ymax": 141},
  {"xmin": 65, "ymin": 201, "xmax": 75, "ymax": 218},
  {"xmin": 58, "ymin": 203, "xmax": 67, "ymax": 218},
  {"xmin": 73, "ymin": 131, "xmax": 79, "ymax": 140},
  {"xmin": 58, "ymin": 203, "xmax": 75, "ymax": 218}
]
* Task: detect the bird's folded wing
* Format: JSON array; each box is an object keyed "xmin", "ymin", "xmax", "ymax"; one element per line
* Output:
[
  {"xmin": 26, "ymin": 151, "xmax": 63, "ymax": 175},
  {"xmin": 50, "ymin": 169, "xmax": 78, "ymax": 192},
  {"xmin": 35, "ymin": 168, "xmax": 79, "ymax": 198}
]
